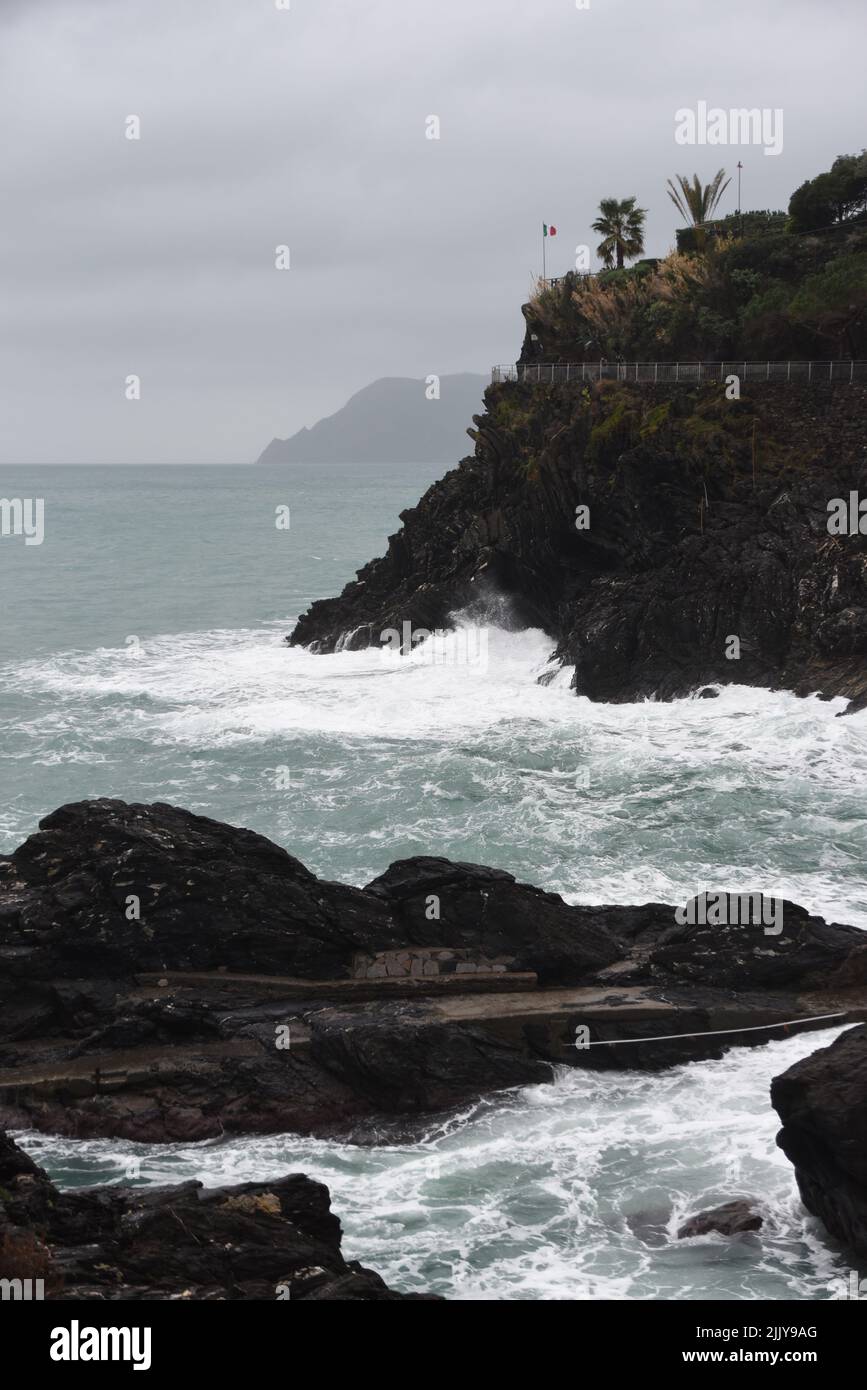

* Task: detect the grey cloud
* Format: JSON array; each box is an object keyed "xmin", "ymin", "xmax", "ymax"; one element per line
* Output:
[{"xmin": 1, "ymin": 0, "xmax": 864, "ymax": 461}]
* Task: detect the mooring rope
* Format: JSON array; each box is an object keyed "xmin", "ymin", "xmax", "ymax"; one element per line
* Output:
[{"xmin": 569, "ymin": 1011, "xmax": 853, "ymax": 1048}]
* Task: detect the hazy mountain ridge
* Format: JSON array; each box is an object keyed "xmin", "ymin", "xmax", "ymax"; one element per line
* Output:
[{"xmin": 256, "ymin": 374, "xmax": 488, "ymax": 464}]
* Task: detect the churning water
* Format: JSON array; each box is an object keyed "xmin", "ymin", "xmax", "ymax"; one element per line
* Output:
[
  {"xmin": 15, "ymin": 1030, "xmax": 861, "ymax": 1301},
  {"xmin": 2, "ymin": 464, "xmax": 866, "ymax": 1299}
]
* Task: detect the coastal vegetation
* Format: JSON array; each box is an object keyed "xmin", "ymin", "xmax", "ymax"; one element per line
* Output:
[{"xmin": 530, "ymin": 153, "xmax": 867, "ymax": 362}]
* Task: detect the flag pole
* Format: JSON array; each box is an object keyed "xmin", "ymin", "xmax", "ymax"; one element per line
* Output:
[{"xmin": 542, "ymin": 224, "xmax": 546, "ymax": 285}]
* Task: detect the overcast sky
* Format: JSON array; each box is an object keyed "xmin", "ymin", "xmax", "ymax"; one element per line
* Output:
[{"xmin": 1, "ymin": 0, "xmax": 864, "ymax": 463}]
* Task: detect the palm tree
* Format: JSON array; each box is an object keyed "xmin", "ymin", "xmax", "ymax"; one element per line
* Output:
[
  {"xmin": 666, "ymin": 169, "xmax": 731, "ymax": 232},
  {"xmin": 591, "ymin": 197, "xmax": 647, "ymax": 270}
]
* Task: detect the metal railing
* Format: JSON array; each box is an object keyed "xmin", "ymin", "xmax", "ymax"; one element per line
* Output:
[
  {"xmin": 541, "ymin": 274, "xmax": 595, "ymax": 290},
  {"xmin": 491, "ymin": 360, "xmax": 867, "ymax": 385}
]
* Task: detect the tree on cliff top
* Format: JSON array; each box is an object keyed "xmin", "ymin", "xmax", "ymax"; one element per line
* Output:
[
  {"xmin": 666, "ymin": 170, "xmax": 731, "ymax": 247},
  {"xmin": 592, "ymin": 197, "xmax": 646, "ymax": 270},
  {"xmin": 788, "ymin": 152, "xmax": 867, "ymax": 232}
]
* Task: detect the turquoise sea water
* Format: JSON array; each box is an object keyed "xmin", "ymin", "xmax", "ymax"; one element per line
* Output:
[{"xmin": 1, "ymin": 462, "xmax": 866, "ymax": 1300}]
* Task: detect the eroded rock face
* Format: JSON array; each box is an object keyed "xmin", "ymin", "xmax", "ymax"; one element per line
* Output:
[
  {"xmin": 0, "ymin": 1129, "xmax": 435, "ymax": 1300},
  {"xmin": 289, "ymin": 382, "xmax": 867, "ymax": 714},
  {"xmin": 772, "ymin": 1024, "xmax": 867, "ymax": 1258}
]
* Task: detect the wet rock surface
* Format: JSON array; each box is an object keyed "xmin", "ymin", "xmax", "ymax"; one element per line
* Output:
[
  {"xmin": 677, "ymin": 1199, "xmax": 764, "ymax": 1239},
  {"xmin": 772, "ymin": 1023, "xmax": 867, "ymax": 1258}
]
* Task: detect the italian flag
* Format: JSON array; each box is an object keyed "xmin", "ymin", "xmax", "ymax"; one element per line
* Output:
[{"xmin": 543, "ymin": 223, "xmax": 557, "ymax": 237}]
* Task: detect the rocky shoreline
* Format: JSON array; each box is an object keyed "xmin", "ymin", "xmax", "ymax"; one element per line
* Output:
[
  {"xmin": 1, "ymin": 798, "xmax": 865, "ymax": 1148},
  {"xmin": 2, "ymin": 797, "xmax": 866, "ymax": 1289},
  {"xmin": 289, "ymin": 381, "xmax": 867, "ymax": 715},
  {"xmin": 0, "ymin": 1129, "xmax": 435, "ymax": 1300}
]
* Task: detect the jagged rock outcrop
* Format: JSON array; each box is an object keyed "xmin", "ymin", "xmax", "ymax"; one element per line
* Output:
[
  {"xmin": 366, "ymin": 857, "xmax": 621, "ymax": 985},
  {"xmin": 772, "ymin": 1023, "xmax": 867, "ymax": 1258},
  {"xmin": 0, "ymin": 1129, "xmax": 434, "ymax": 1300},
  {"xmin": 289, "ymin": 381, "xmax": 867, "ymax": 714},
  {"xmin": 1, "ymin": 799, "xmax": 865, "ymax": 1142}
]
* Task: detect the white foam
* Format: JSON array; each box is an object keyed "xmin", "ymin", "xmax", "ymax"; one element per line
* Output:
[
  {"xmin": 2, "ymin": 620, "xmax": 571, "ymax": 742},
  {"xmin": 3, "ymin": 617, "xmax": 867, "ymax": 926}
]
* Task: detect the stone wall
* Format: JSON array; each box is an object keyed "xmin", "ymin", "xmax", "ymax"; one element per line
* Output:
[{"xmin": 353, "ymin": 948, "xmax": 515, "ymax": 981}]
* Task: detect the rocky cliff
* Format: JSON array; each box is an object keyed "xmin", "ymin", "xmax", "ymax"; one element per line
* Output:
[{"xmin": 289, "ymin": 379, "xmax": 867, "ymax": 713}]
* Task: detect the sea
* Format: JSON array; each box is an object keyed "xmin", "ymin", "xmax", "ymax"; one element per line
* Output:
[{"xmin": 1, "ymin": 461, "xmax": 866, "ymax": 1300}]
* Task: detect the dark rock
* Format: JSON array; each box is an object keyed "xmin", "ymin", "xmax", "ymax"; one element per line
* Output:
[
  {"xmin": 0, "ymin": 1129, "xmax": 437, "ymax": 1300},
  {"xmin": 677, "ymin": 1199, "xmax": 763, "ymax": 1238},
  {"xmin": 624, "ymin": 896, "xmax": 867, "ymax": 992},
  {"xmin": 365, "ymin": 857, "xmax": 622, "ymax": 984},
  {"xmin": 309, "ymin": 1001, "xmax": 550, "ymax": 1109},
  {"xmin": 0, "ymin": 801, "xmax": 624, "ymax": 1016},
  {"xmin": 772, "ymin": 1024, "xmax": 867, "ymax": 1257},
  {"xmin": 839, "ymin": 688, "xmax": 867, "ymax": 718},
  {"xmin": 1, "ymin": 800, "xmax": 865, "ymax": 1142},
  {"xmin": 0, "ymin": 798, "xmax": 398, "ymax": 987}
]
